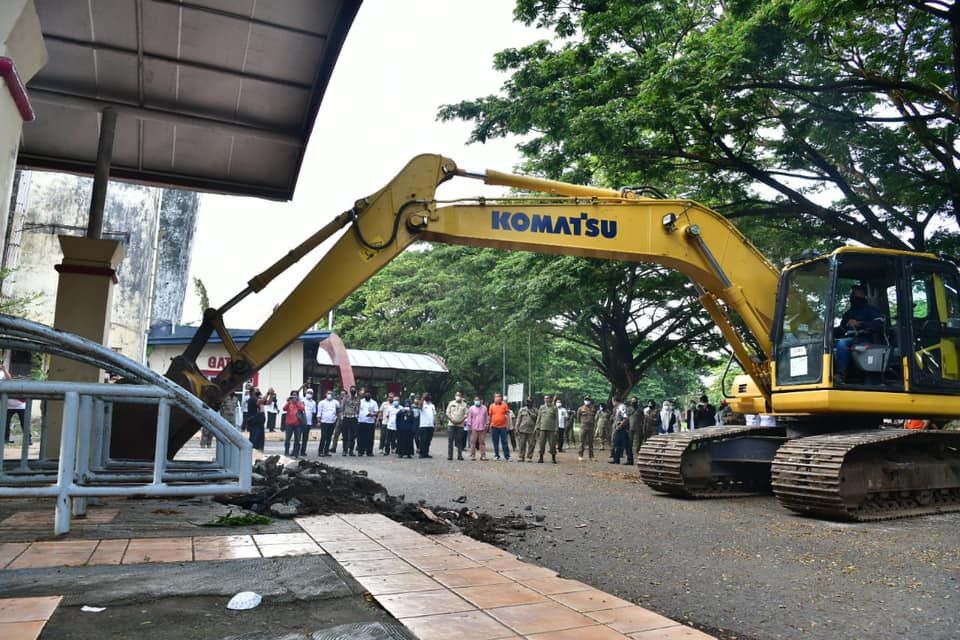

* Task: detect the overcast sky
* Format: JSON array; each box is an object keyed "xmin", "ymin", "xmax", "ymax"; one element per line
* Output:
[{"xmin": 184, "ymin": 0, "xmax": 544, "ymax": 329}]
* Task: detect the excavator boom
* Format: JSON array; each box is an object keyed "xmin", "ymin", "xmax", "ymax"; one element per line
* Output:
[{"xmin": 169, "ymin": 154, "xmax": 779, "ymax": 416}]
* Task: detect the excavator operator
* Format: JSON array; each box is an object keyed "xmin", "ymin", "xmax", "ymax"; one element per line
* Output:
[{"xmin": 834, "ymin": 285, "xmax": 885, "ymax": 383}]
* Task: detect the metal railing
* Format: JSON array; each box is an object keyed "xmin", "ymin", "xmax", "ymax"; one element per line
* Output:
[{"xmin": 0, "ymin": 315, "xmax": 251, "ymax": 535}]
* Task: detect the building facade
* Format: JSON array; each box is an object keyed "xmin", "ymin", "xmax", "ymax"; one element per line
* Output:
[{"xmin": 4, "ymin": 170, "xmax": 199, "ymax": 362}]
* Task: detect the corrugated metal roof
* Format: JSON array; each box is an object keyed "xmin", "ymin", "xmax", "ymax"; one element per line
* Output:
[
  {"xmin": 20, "ymin": 0, "xmax": 361, "ymax": 200},
  {"xmin": 316, "ymin": 348, "xmax": 448, "ymax": 373}
]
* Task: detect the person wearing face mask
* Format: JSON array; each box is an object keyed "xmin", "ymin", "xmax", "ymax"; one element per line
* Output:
[
  {"xmin": 466, "ymin": 396, "xmax": 489, "ymax": 460},
  {"xmin": 384, "ymin": 397, "xmax": 401, "ymax": 454},
  {"xmin": 396, "ymin": 399, "xmax": 418, "ymax": 458},
  {"xmin": 641, "ymin": 400, "xmax": 660, "ymax": 445},
  {"xmin": 555, "ymin": 399, "xmax": 568, "ymax": 452},
  {"xmin": 357, "ymin": 389, "xmax": 379, "ymax": 456},
  {"xmin": 317, "ymin": 389, "xmax": 340, "ymax": 457},
  {"xmin": 282, "ymin": 390, "xmax": 305, "ymax": 457},
  {"xmin": 339, "ymin": 386, "xmax": 360, "ymax": 456},
  {"xmin": 834, "ymin": 284, "xmax": 885, "ymax": 383},
  {"xmin": 534, "ymin": 394, "xmax": 559, "ymax": 463},
  {"xmin": 694, "ymin": 394, "xmax": 716, "ymax": 429},
  {"xmin": 377, "ymin": 393, "xmax": 395, "ymax": 453},
  {"xmin": 300, "ymin": 388, "xmax": 317, "ymax": 455},
  {"xmin": 659, "ymin": 399, "xmax": 682, "ymax": 434},
  {"xmin": 515, "ymin": 397, "xmax": 538, "ymax": 462},
  {"xmin": 577, "ymin": 395, "xmax": 598, "ymax": 461},
  {"xmin": 418, "ymin": 393, "xmax": 437, "ymax": 458},
  {"xmin": 446, "ymin": 391, "xmax": 469, "ymax": 461},
  {"xmin": 609, "ymin": 396, "xmax": 634, "ymax": 465}
]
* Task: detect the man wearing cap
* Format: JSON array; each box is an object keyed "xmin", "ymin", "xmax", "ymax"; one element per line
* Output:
[
  {"xmin": 577, "ymin": 395, "xmax": 598, "ymax": 461},
  {"xmin": 534, "ymin": 394, "xmax": 559, "ymax": 464}
]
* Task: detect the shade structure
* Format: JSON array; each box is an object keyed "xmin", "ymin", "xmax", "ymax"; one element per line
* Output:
[{"xmin": 19, "ymin": 0, "xmax": 362, "ymax": 200}]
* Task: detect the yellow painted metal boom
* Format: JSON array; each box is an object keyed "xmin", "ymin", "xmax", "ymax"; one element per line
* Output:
[{"xmin": 169, "ymin": 154, "xmax": 780, "ymax": 407}]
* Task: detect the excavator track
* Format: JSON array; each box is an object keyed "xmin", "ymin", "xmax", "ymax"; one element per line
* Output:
[
  {"xmin": 638, "ymin": 426, "xmax": 784, "ymax": 498},
  {"xmin": 772, "ymin": 430, "xmax": 960, "ymax": 521}
]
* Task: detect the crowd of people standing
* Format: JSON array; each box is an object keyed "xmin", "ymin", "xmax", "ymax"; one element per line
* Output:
[{"xmin": 224, "ymin": 382, "xmax": 727, "ymax": 467}]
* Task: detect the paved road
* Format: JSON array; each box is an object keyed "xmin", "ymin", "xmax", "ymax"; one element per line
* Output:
[{"xmin": 267, "ymin": 436, "xmax": 960, "ymax": 640}]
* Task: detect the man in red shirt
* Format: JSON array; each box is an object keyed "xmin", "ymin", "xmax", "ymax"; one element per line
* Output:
[{"xmin": 488, "ymin": 392, "xmax": 512, "ymax": 461}]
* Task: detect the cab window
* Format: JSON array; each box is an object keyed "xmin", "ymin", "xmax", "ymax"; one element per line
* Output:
[
  {"xmin": 776, "ymin": 260, "xmax": 829, "ymax": 386},
  {"xmin": 910, "ymin": 265, "xmax": 960, "ymax": 386}
]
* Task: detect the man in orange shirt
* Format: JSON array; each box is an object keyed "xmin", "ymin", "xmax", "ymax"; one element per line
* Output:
[{"xmin": 488, "ymin": 392, "xmax": 512, "ymax": 461}]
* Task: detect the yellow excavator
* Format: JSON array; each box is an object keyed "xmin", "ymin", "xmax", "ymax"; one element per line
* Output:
[{"xmin": 122, "ymin": 154, "xmax": 960, "ymax": 521}]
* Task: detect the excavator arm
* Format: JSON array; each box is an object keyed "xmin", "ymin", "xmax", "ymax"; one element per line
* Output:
[{"xmin": 158, "ymin": 153, "xmax": 780, "ymax": 456}]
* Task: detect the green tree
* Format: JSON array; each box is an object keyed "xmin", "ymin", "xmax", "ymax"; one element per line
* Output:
[
  {"xmin": 440, "ymin": 0, "xmax": 959, "ymax": 253},
  {"xmin": 334, "ymin": 245, "xmax": 540, "ymax": 402},
  {"xmin": 193, "ymin": 277, "xmax": 210, "ymax": 312},
  {"xmin": 489, "ymin": 253, "xmax": 723, "ymax": 398},
  {"xmin": 334, "ymin": 244, "xmax": 722, "ymax": 403}
]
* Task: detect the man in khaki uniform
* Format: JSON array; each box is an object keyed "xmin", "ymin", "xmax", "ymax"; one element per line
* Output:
[
  {"xmin": 534, "ymin": 394, "xmax": 559, "ymax": 464},
  {"xmin": 446, "ymin": 392, "xmax": 469, "ymax": 461},
  {"xmin": 577, "ymin": 395, "xmax": 598, "ymax": 460},
  {"xmin": 628, "ymin": 398, "xmax": 644, "ymax": 457},
  {"xmin": 596, "ymin": 404, "xmax": 611, "ymax": 451},
  {"xmin": 515, "ymin": 397, "xmax": 538, "ymax": 462}
]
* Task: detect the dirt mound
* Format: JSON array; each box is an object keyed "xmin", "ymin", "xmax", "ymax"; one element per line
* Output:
[{"xmin": 215, "ymin": 456, "xmax": 541, "ymax": 546}]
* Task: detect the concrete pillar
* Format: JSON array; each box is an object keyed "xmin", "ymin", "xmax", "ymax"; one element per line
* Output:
[
  {"xmin": 43, "ymin": 237, "xmax": 124, "ymax": 455},
  {"xmin": 0, "ymin": 0, "xmax": 46, "ymax": 256}
]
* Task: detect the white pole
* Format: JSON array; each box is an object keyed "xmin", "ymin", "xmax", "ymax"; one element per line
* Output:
[
  {"xmin": 527, "ymin": 329, "xmax": 532, "ymax": 398},
  {"xmin": 502, "ymin": 342, "xmax": 506, "ymax": 396}
]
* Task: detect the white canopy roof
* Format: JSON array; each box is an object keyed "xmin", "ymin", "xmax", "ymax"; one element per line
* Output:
[{"xmin": 315, "ymin": 348, "xmax": 447, "ymax": 374}]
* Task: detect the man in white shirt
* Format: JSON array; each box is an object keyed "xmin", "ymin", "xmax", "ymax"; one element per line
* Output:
[
  {"xmin": 357, "ymin": 390, "xmax": 379, "ymax": 456},
  {"xmin": 317, "ymin": 390, "xmax": 340, "ymax": 457},
  {"xmin": 556, "ymin": 399, "xmax": 569, "ymax": 452},
  {"xmin": 377, "ymin": 393, "xmax": 394, "ymax": 453},
  {"xmin": 418, "ymin": 393, "xmax": 437, "ymax": 458},
  {"xmin": 384, "ymin": 397, "xmax": 401, "ymax": 455},
  {"xmin": 300, "ymin": 389, "xmax": 317, "ymax": 456}
]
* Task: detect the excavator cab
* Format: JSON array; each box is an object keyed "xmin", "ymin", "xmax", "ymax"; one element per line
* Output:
[{"xmin": 774, "ymin": 248, "xmax": 960, "ymax": 396}]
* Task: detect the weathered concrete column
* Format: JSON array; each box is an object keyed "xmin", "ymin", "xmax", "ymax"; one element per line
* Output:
[
  {"xmin": 0, "ymin": 1, "xmax": 46, "ymax": 261},
  {"xmin": 43, "ymin": 237, "xmax": 124, "ymax": 455}
]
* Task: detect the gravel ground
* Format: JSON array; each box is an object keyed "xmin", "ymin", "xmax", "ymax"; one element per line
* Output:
[{"xmin": 268, "ymin": 435, "xmax": 960, "ymax": 640}]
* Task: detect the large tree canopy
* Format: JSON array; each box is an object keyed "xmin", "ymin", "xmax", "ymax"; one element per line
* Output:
[
  {"xmin": 334, "ymin": 245, "xmax": 715, "ymax": 402},
  {"xmin": 487, "ymin": 254, "xmax": 720, "ymax": 398},
  {"xmin": 440, "ymin": 0, "xmax": 960, "ymax": 252}
]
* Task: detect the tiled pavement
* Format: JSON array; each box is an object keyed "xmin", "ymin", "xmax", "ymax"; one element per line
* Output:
[
  {"xmin": 0, "ymin": 512, "xmax": 714, "ymax": 639},
  {"xmin": 298, "ymin": 513, "xmax": 715, "ymax": 640},
  {"xmin": 0, "ymin": 596, "xmax": 61, "ymax": 640},
  {"xmin": 0, "ymin": 457, "xmax": 712, "ymax": 640},
  {"xmin": 0, "ymin": 532, "xmax": 325, "ymax": 569}
]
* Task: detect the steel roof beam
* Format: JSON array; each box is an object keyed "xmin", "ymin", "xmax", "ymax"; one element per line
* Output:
[
  {"xmin": 150, "ymin": 0, "xmax": 330, "ymax": 40},
  {"xmin": 42, "ymin": 34, "xmax": 313, "ymax": 92},
  {"xmin": 30, "ymin": 88, "xmax": 302, "ymax": 147}
]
